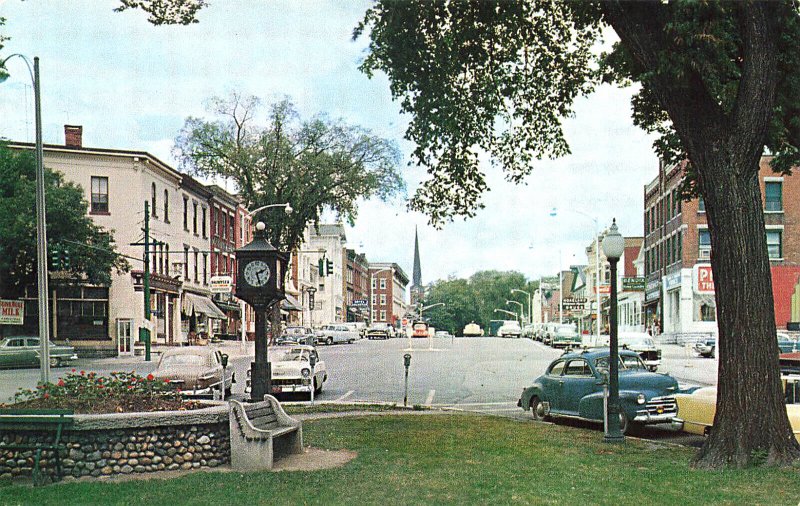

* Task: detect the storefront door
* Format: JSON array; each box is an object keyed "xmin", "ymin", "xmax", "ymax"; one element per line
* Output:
[{"xmin": 117, "ymin": 319, "xmax": 133, "ymax": 356}]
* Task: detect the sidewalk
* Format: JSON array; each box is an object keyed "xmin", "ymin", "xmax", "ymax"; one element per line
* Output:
[{"xmin": 86, "ymin": 341, "xmax": 256, "ymax": 366}]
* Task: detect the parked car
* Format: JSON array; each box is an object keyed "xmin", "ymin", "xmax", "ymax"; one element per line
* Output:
[
  {"xmin": 0, "ymin": 336, "xmax": 78, "ymax": 368},
  {"xmin": 551, "ymin": 324, "xmax": 580, "ymax": 348},
  {"xmin": 315, "ymin": 324, "xmax": 359, "ymax": 345},
  {"xmin": 498, "ymin": 320, "xmax": 522, "ymax": 338},
  {"xmin": 619, "ymin": 332, "xmax": 662, "ymax": 371},
  {"xmin": 778, "ymin": 332, "xmax": 799, "ymax": 354},
  {"xmin": 694, "ymin": 337, "xmax": 716, "ymax": 358},
  {"xmin": 672, "ymin": 376, "xmax": 800, "ymax": 441},
  {"xmin": 278, "ymin": 326, "xmax": 316, "ymax": 346},
  {"xmin": 341, "ymin": 322, "xmax": 367, "ymax": 339},
  {"xmin": 151, "ymin": 346, "xmax": 234, "ymax": 397},
  {"xmin": 366, "ymin": 323, "xmax": 394, "ymax": 340},
  {"xmin": 463, "ymin": 322, "xmax": 483, "ymax": 337},
  {"xmin": 541, "ymin": 323, "xmax": 559, "ymax": 346},
  {"xmin": 269, "ymin": 345, "xmax": 327, "ymax": 398},
  {"xmin": 518, "ymin": 348, "xmax": 679, "ymax": 434},
  {"xmin": 521, "ymin": 323, "xmax": 534, "ymax": 339},
  {"xmin": 435, "ymin": 330, "xmax": 454, "ymax": 339}
]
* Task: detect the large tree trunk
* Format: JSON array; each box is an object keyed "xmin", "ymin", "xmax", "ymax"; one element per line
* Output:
[
  {"xmin": 602, "ymin": 1, "xmax": 800, "ymax": 468},
  {"xmin": 693, "ymin": 152, "xmax": 800, "ymax": 468}
]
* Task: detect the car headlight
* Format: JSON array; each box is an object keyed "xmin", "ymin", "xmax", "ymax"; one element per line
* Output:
[
  {"xmin": 301, "ymin": 368, "xmax": 311, "ymax": 378},
  {"xmin": 637, "ymin": 394, "xmax": 646, "ymax": 405}
]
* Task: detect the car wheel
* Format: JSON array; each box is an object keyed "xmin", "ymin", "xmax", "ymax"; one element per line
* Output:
[
  {"xmin": 49, "ymin": 357, "xmax": 61, "ymax": 368},
  {"xmin": 326, "ymin": 337, "xmax": 333, "ymax": 345},
  {"xmin": 530, "ymin": 397, "xmax": 548, "ymax": 421}
]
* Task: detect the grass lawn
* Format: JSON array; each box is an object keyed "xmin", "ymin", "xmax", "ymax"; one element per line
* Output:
[{"xmin": 2, "ymin": 414, "xmax": 800, "ymax": 505}]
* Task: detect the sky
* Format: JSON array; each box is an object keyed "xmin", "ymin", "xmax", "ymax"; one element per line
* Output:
[{"xmin": 0, "ymin": 0, "xmax": 658, "ymax": 285}]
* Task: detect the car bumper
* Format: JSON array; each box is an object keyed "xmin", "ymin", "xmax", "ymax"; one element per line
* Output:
[
  {"xmin": 695, "ymin": 346, "xmax": 713, "ymax": 353},
  {"xmin": 271, "ymin": 384, "xmax": 312, "ymax": 394},
  {"xmin": 633, "ymin": 410, "xmax": 678, "ymax": 424},
  {"xmin": 671, "ymin": 417, "xmax": 685, "ymax": 431}
]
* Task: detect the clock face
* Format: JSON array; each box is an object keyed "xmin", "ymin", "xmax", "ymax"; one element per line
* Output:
[{"xmin": 243, "ymin": 260, "xmax": 271, "ymax": 287}]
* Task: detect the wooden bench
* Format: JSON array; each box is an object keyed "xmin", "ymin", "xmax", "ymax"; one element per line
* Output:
[
  {"xmin": 0, "ymin": 409, "xmax": 74, "ymax": 485},
  {"xmin": 229, "ymin": 396, "xmax": 303, "ymax": 470}
]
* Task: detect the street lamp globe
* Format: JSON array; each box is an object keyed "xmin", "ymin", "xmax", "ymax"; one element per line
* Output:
[{"xmin": 601, "ymin": 219, "xmax": 625, "ymax": 260}]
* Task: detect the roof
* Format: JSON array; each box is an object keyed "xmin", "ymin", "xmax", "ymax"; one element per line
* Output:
[
  {"xmin": 205, "ymin": 184, "xmax": 240, "ymax": 207},
  {"xmin": 310, "ymin": 223, "xmax": 347, "ymax": 240},
  {"xmin": 557, "ymin": 348, "xmax": 641, "ymax": 361}
]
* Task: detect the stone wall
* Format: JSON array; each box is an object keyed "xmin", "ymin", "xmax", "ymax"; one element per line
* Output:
[{"xmin": 0, "ymin": 405, "xmax": 230, "ymax": 482}]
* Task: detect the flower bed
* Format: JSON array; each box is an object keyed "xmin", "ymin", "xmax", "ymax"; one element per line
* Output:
[{"xmin": 6, "ymin": 370, "xmax": 202, "ymax": 414}]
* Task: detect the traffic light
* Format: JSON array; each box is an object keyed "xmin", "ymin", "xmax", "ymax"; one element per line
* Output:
[
  {"xmin": 50, "ymin": 246, "xmax": 61, "ymax": 269},
  {"xmin": 62, "ymin": 248, "xmax": 70, "ymax": 268},
  {"xmin": 326, "ymin": 259, "xmax": 333, "ymax": 276},
  {"xmin": 318, "ymin": 259, "xmax": 325, "ymax": 276}
]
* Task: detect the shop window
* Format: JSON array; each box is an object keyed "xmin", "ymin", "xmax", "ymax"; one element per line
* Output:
[
  {"xmin": 767, "ymin": 230, "xmax": 783, "ymax": 259},
  {"xmin": 694, "ymin": 295, "xmax": 716, "ymax": 322},
  {"xmin": 90, "ymin": 176, "xmax": 109, "ymax": 213},
  {"xmin": 164, "ymin": 189, "xmax": 169, "ymax": 222},
  {"xmin": 765, "ymin": 181, "xmax": 783, "ymax": 212},
  {"xmin": 151, "ymin": 183, "xmax": 157, "ymax": 218}
]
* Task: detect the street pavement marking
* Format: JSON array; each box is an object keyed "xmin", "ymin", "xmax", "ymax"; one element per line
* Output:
[
  {"xmin": 335, "ymin": 390, "xmax": 355, "ymax": 402},
  {"xmin": 425, "ymin": 389, "xmax": 436, "ymax": 406}
]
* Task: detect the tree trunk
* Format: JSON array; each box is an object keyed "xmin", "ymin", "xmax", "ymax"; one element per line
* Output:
[{"xmin": 691, "ymin": 152, "xmax": 800, "ymax": 468}]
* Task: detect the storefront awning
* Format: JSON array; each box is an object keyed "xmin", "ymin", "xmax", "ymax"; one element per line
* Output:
[
  {"xmin": 182, "ymin": 292, "xmax": 227, "ymax": 319},
  {"xmin": 281, "ymin": 294, "xmax": 303, "ymax": 312}
]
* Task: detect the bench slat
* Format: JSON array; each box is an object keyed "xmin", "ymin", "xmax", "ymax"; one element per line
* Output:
[{"xmin": 246, "ymin": 406, "xmax": 275, "ymax": 418}]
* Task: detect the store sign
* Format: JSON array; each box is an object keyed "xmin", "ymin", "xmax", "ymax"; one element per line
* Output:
[
  {"xmin": 594, "ymin": 284, "xmax": 611, "ymax": 294},
  {"xmin": 0, "ymin": 299, "xmax": 24, "ymax": 325},
  {"xmin": 622, "ymin": 277, "xmax": 645, "ymax": 291},
  {"xmin": 645, "ymin": 279, "xmax": 661, "ymax": 302},
  {"xmin": 664, "ymin": 272, "xmax": 682, "ymax": 290},
  {"xmin": 562, "ymin": 297, "xmax": 587, "ymax": 310},
  {"xmin": 210, "ymin": 275, "xmax": 233, "ymax": 293},
  {"xmin": 694, "ymin": 265, "xmax": 715, "ymax": 293},
  {"xmin": 351, "ymin": 299, "xmax": 368, "ymax": 307}
]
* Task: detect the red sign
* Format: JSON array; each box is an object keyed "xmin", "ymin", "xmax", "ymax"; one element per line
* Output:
[
  {"xmin": 401, "ymin": 318, "xmax": 408, "ymax": 326},
  {"xmin": 695, "ymin": 265, "xmax": 715, "ymax": 293},
  {"xmin": 594, "ymin": 285, "xmax": 610, "ymax": 294}
]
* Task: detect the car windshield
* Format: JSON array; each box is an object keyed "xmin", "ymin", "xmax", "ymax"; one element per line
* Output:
[
  {"xmin": 160, "ymin": 354, "xmax": 208, "ymax": 367},
  {"xmin": 557, "ymin": 325, "xmax": 576, "ymax": 334},
  {"xmin": 273, "ymin": 349, "xmax": 309, "ymax": 362},
  {"xmin": 594, "ymin": 355, "xmax": 647, "ymax": 373},
  {"xmin": 285, "ymin": 327, "xmax": 308, "ymax": 335}
]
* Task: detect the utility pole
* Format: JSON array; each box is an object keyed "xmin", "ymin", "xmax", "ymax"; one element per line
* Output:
[{"xmin": 143, "ymin": 201, "xmax": 152, "ymax": 361}]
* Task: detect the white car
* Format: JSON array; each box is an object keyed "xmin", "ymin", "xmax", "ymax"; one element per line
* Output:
[
  {"xmin": 315, "ymin": 324, "xmax": 359, "ymax": 345},
  {"xmin": 498, "ymin": 320, "xmax": 522, "ymax": 338},
  {"xmin": 245, "ymin": 345, "xmax": 327, "ymax": 397},
  {"xmin": 619, "ymin": 332, "xmax": 662, "ymax": 371}
]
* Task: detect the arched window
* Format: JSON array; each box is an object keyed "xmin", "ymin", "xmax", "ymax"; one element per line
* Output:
[
  {"xmin": 151, "ymin": 183, "xmax": 157, "ymax": 217},
  {"xmin": 164, "ymin": 189, "xmax": 169, "ymax": 222}
]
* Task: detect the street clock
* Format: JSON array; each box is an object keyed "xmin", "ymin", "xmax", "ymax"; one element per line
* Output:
[{"xmin": 235, "ymin": 222, "xmax": 288, "ymax": 308}]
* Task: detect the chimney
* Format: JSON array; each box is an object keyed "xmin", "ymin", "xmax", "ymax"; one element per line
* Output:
[{"xmin": 64, "ymin": 125, "xmax": 83, "ymax": 148}]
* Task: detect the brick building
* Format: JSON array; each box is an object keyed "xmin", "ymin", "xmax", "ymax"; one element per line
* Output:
[
  {"xmin": 369, "ymin": 263, "xmax": 409, "ymax": 326},
  {"xmin": 345, "ymin": 249, "xmax": 370, "ymax": 322},
  {"xmin": 643, "ymin": 156, "xmax": 800, "ymax": 337}
]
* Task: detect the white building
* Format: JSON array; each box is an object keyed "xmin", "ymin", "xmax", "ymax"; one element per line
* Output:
[
  {"xmin": 304, "ymin": 224, "xmax": 347, "ymax": 325},
  {"xmin": 9, "ymin": 126, "xmax": 227, "ymax": 356}
]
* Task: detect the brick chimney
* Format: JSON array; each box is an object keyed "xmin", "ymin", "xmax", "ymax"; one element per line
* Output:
[{"xmin": 64, "ymin": 125, "xmax": 83, "ymax": 148}]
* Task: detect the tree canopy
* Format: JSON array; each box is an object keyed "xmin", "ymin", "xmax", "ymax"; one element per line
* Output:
[
  {"xmin": 423, "ymin": 271, "xmax": 536, "ymax": 335},
  {"xmin": 173, "ymin": 94, "xmax": 405, "ymax": 251},
  {"xmin": 0, "ymin": 145, "xmax": 128, "ymax": 298}
]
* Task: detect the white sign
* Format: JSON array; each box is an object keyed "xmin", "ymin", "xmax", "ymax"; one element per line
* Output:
[
  {"xmin": 210, "ymin": 275, "xmax": 233, "ymax": 293},
  {"xmin": 0, "ymin": 300, "xmax": 24, "ymax": 325}
]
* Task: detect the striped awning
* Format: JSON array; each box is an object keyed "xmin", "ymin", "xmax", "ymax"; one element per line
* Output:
[{"xmin": 182, "ymin": 292, "xmax": 227, "ymax": 319}]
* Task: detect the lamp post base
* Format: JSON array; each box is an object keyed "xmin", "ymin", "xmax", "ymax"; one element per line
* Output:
[{"xmin": 603, "ymin": 434, "xmax": 625, "ymax": 444}]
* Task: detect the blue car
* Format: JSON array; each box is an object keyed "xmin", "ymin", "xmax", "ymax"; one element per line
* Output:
[
  {"xmin": 778, "ymin": 333, "xmax": 799, "ymax": 354},
  {"xmin": 518, "ymin": 349, "xmax": 679, "ymax": 434}
]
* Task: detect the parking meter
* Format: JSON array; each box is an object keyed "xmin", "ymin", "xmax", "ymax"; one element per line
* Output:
[
  {"xmin": 220, "ymin": 353, "xmax": 229, "ymax": 400},
  {"xmin": 403, "ymin": 353, "xmax": 412, "ymax": 407},
  {"xmin": 309, "ymin": 353, "xmax": 317, "ymax": 405}
]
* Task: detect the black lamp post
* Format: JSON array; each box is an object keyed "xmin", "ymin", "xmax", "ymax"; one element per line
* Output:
[
  {"xmin": 235, "ymin": 222, "xmax": 288, "ymax": 402},
  {"xmin": 601, "ymin": 218, "xmax": 626, "ymax": 443}
]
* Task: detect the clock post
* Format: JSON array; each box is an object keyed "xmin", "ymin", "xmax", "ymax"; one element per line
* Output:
[{"xmin": 235, "ymin": 222, "xmax": 289, "ymax": 402}]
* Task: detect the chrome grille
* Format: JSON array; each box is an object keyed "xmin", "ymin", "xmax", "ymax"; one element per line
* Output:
[
  {"xmin": 645, "ymin": 396, "xmax": 677, "ymax": 415},
  {"xmin": 272, "ymin": 379, "xmax": 302, "ymax": 387}
]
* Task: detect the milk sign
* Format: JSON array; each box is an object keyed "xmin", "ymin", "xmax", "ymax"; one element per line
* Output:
[
  {"xmin": 694, "ymin": 265, "xmax": 715, "ymax": 294},
  {"xmin": 0, "ymin": 300, "xmax": 24, "ymax": 325}
]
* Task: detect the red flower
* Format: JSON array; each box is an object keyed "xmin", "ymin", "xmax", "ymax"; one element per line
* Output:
[
  {"xmin": 97, "ymin": 378, "xmax": 103, "ymax": 384},
  {"xmin": 97, "ymin": 384, "xmax": 104, "ymax": 389},
  {"xmin": 80, "ymin": 370, "xmax": 85, "ymax": 376},
  {"xmin": 57, "ymin": 379, "xmax": 65, "ymax": 387},
  {"xmin": 71, "ymin": 368, "xmax": 76, "ymax": 373},
  {"xmin": 164, "ymin": 379, "xmax": 170, "ymax": 384},
  {"xmin": 43, "ymin": 393, "xmax": 50, "ymax": 399},
  {"xmin": 147, "ymin": 374, "xmax": 154, "ymax": 381},
  {"xmin": 128, "ymin": 385, "xmax": 134, "ymax": 390}
]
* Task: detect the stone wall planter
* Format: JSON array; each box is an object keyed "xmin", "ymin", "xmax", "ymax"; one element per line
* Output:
[{"xmin": 0, "ymin": 404, "xmax": 231, "ymax": 482}]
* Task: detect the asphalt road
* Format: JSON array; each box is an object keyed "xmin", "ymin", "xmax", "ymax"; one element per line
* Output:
[{"xmin": 0, "ymin": 336, "xmax": 711, "ymax": 446}]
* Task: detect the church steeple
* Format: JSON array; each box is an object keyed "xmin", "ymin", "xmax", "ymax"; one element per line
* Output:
[{"xmin": 411, "ymin": 227, "xmax": 423, "ymax": 306}]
